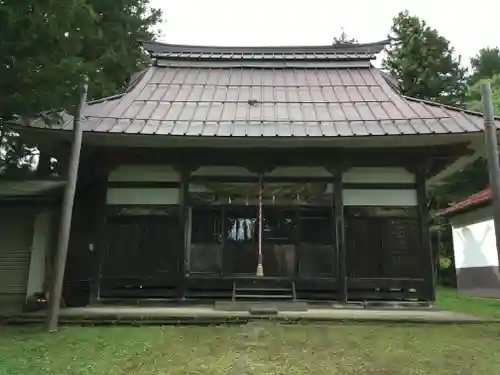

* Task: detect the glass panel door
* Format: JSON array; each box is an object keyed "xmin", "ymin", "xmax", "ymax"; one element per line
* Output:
[
  {"xmin": 262, "ymin": 207, "xmax": 296, "ymax": 276},
  {"xmin": 221, "ymin": 182, "xmax": 260, "ymax": 275},
  {"xmin": 260, "ymin": 182, "xmax": 301, "ymax": 277},
  {"xmin": 261, "ymin": 181, "xmax": 334, "ymax": 278},
  {"xmin": 225, "ymin": 206, "xmax": 258, "ymax": 274}
]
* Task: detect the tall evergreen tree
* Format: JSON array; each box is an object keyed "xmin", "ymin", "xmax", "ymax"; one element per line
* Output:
[
  {"xmin": 333, "ymin": 28, "xmax": 358, "ymax": 45},
  {"xmin": 0, "ymin": 0, "xmax": 162, "ymax": 173},
  {"xmin": 469, "ymin": 47, "xmax": 500, "ymax": 85},
  {"xmin": 383, "ymin": 10, "xmax": 467, "ymax": 106},
  {"xmin": 0, "ymin": 1, "xmax": 95, "ymax": 123},
  {"xmin": 80, "ymin": 0, "xmax": 162, "ymax": 100},
  {"xmin": 443, "ymin": 52, "xmax": 500, "ymax": 207}
]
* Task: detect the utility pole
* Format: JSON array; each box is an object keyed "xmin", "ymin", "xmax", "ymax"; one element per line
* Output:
[
  {"xmin": 481, "ymin": 82, "xmax": 500, "ymax": 268},
  {"xmin": 45, "ymin": 78, "xmax": 88, "ymax": 332}
]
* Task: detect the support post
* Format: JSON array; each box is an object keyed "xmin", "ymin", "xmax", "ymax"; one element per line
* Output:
[
  {"xmin": 256, "ymin": 172, "xmax": 264, "ymax": 276},
  {"xmin": 177, "ymin": 165, "xmax": 190, "ymax": 299},
  {"xmin": 416, "ymin": 164, "xmax": 435, "ymax": 302},
  {"xmin": 45, "ymin": 79, "xmax": 87, "ymax": 332},
  {"xmin": 481, "ymin": 83, "xmax": 500, "ymax": 268},
  {"xmin": 334, "ymin": 167, "xmax": 347, "ymax": 303},
  {"xmin": 89, "ymin": 150, "xmax": 109, "ymax": 305}
]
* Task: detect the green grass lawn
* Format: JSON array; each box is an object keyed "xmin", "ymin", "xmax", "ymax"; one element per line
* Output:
[
  {"xmin": 437, "ymin": 287, "xmax": 500, "ymax": 320},
  {"xmin": 1, "ymin": 288, "xmax": 500, "ymax": 375},
  {"xmin": 1, "ymin": 323, "xmax": 500, "ymax": 375}
]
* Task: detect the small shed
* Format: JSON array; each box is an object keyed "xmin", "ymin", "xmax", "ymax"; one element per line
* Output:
[
  {"xmin": 0, "ymin": 180, "xmax": 62, "ymax": 315},
  {"xmin": 441, "ymin": 188, "xmax": 500, "ymax": 297}
]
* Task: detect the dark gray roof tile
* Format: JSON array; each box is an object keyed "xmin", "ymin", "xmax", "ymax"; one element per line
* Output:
[
  {"xmin": 379, "ymin": 120, "xmax": 401, "ymax": 135},
  {"xmin": 199, "ymin": 122, "xmax": 217, "ymax": 136},
  {"xmin": 155, "ymin": 121, "xmax": 175, "ymax": 135},
  {"xmin": 124, "ymin": 119, "xmax": 146, "ymax": 133},
  {"xmin": 365, "ymin": 121, "xmax": 385, "ymax": 136},
  {"xmin": 93, "ymin": 118, "xmax": 116, "ymax": 132},
  {"xmin": 232, "ymin": 122, "xmax": 247, "ymax": 137},
  {"xmin": 446, "ymin": 111, "xmax": 479, "ymax": 132},
  {"xmin": 408, "ymin": 119, "xmax": 431, "ymax": 134},
  {"xmin": 141, "ymin": 120, "xmax": 161, "ymax": 134},
  {"xmin": 425, "ymin": 119, "xmax": 448, "ymax": 133},
  {"xmin": 171, "ymin": 121, "xmax": 189, "ymax": 136}
]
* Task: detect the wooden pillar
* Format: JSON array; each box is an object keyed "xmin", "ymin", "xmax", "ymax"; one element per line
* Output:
[
  {"xmin": 177, "ymin": 165, "xmax": 190, "ymax": 299},
  {"xmin": 88, "ymin": 150, "xmax": 109, "ymax": 305},
  {"xmin": 221, "ymin": 205, "xmax": 227, "ymax": 276},
  {"xmin": 294, "ymin": 205, "xmax": 301, "ymax": 277},
  {"xmin": 416, "ymin": 164, "xmax": 435, "ymax": 302},
  {"xmin": 333, "ymin": 167, "xmax": 347, "ymax": 303}
]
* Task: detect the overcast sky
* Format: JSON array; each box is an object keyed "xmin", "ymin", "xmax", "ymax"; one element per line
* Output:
[{"xmin": 150, "ymin": 0, "xmax": 499, "ymax": 69}]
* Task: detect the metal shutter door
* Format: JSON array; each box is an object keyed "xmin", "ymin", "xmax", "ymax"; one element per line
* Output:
[{"xmin": 0, "ymin": 208, "xmax": 34, "ymax": 312}]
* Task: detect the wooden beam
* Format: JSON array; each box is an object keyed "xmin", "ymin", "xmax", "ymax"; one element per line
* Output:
[
  {"xmin": 105, "ymin": 144, "xmax": 471, "ymax": 169},
  {"xmin": 88, "ymin": 150, "xmax": 109, "ymax": 305},
  {"xmin": 426, "ymin": 156, "xmax": 459, "ymax": 179}
]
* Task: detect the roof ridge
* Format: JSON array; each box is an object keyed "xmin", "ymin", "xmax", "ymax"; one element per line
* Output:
[
  {"xmin": 141, "ymin": 40, "xmax": 389, "ymax": 54},
  {"xmin": 86, "ymin": 93, "xmax": 125, "ymax": 105},
  {"xmin": 377, "ymin": 70, "xmax": 500, "ymax": 121},
  {"xmin": 401, "ymin": 95, "xmax": 500, "ymax": 119}
]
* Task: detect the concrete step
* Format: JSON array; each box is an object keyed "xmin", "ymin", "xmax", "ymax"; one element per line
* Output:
[
  {"xmin": 234, "ymin": 294, "xmax": 294, "ymax": 299},
  {"xmin": 214, "ymin": 300, "xmax": 308, "ymax": 312}
]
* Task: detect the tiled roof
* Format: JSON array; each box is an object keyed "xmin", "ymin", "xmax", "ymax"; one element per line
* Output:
[
  {"xmin": 40, "ymin": 41, "xmax": 500, "ymax": 137},
  {"xmin": 439, "ymin": 188, "xmax": 492, "ymax": 215}
]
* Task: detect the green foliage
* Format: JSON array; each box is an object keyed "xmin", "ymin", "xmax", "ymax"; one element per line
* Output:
[
  {"xmin": 0, "ymin": 0, "xmax": 162, "ymax": 172},
  {"xmin": 79, "ymin": 0, "xmax": 162, "ymax": 101},
  {"xmin": 333, "ymin": 29, "xmax": 358, "ymax": 45},
  {"xmin": 0, "ymin": 1, "xmax": 96, "ymax": 122},
  {"xmin": 466, "ymin": 74, "xmax": 500, "ymax": 114},
  {"xmin": 434, "ymin": 55, "xmax": 500, "ymax": 209},
  {"xmin": 429, "ymin": 158, "xmax": 489, "ymax": 209},
  {"xmin": 382, "ymin": 10, "xmax": 494, "ymax": 213},
  {"xmin": 383, "ymin": 10, "xmax": 467, "ymax": 106},
  {"xmin": 469, "ymin": 47, "xmax": 500, "ymax": 85}
]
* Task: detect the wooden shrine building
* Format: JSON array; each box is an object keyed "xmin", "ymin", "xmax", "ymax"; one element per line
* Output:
[{"xmin": 10, "ymin": 40, "xmax": 500, "ymax": 307}]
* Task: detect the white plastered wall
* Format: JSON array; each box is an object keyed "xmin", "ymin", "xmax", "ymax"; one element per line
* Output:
[
  {"xmin": 108, "ymin": 165, "xmax": 179, "ymax": 182},
  {"xmin": 343, "ymin": 167, "xmax": 415, "ymax": 184},
  {"xmin": 342, "ymin": 167, "xmax": 417, "ymax": 206},
  {"xmin": 107, "ymin": 165, "xmax": 180, "ymax": 205},
  {"xmin": 450, "ymin": 206, "xmax": 499, "ymax": 269}
]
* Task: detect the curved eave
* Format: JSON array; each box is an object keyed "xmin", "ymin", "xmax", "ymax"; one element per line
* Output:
[{"xmin": 9, "ymin": 123, "xmax": 490, "ymax": 150}]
